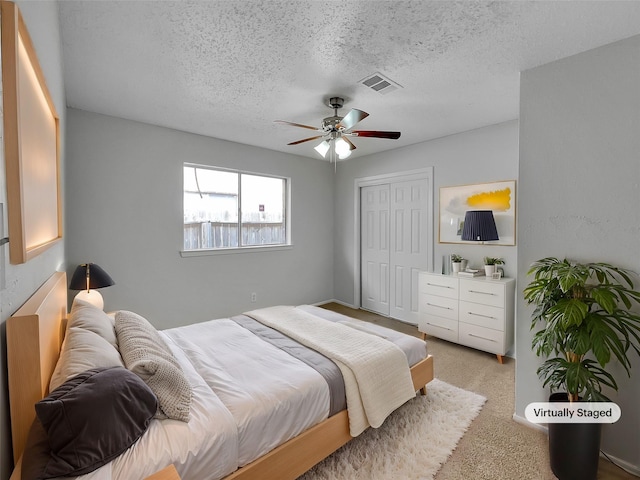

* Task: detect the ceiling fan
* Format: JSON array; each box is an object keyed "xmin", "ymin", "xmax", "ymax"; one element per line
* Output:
[{"xmin": 275, "ymin": 97, "xmax": 401, "ymax": 166}]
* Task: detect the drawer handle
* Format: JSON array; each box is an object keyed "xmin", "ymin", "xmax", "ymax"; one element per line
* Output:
[
  {"xmin": 426, "ymin": 322, "xmax": 454, "ymax": 332},
  {"xmin": 426, "ymin": 303, "xmax": 452, "ymax": 310},
  {"xmin": 468, "ymin": 333, "xmax": 498, "ymax": 343},
  {"xmin": 468, "ymin": 290, "xmax": 497, "ymax": 296},
  {"xmin": 427, "ymin": 283, "xmax": 453, "ymax": 289},
  {"xmin": 467, "ymin": 312, "xmax": 497, "ymax": 320}
]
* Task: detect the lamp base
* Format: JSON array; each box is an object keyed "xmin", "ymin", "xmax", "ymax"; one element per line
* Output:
[{"xmin": 74, "ymin": 290, "xmax": 104, "ymax": 310}]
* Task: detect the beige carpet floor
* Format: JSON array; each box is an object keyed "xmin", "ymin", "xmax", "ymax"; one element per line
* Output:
[{"xmin": 319, "ymin": 303, "xmax": 637, "ymax": 480}]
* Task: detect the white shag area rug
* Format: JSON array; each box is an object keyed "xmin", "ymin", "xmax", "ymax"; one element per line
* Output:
[{"xmin": 298, "ymin": 379, "xmax": 486, "ymax": 480}]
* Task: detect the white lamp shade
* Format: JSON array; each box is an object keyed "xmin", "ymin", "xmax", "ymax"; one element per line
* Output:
[
  {"xmin": 338, "ymin": 149, "xmax": 352, "ymax": 160},
  {"xmin": 334, "ymin": 137, "xmax": 350, "ymax": 156},
  {"xmin": 74, "ymin": 289, "xmax": 105, "ymax": 310},
  {"xmin": 314, "ymin": 140, "xmax": 330, "ymax": 158}
]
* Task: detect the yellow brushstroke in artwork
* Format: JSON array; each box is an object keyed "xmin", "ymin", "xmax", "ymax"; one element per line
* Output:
[{"xmin": 467, "ymin": 187, "xmax": 511, "ymax": 211}]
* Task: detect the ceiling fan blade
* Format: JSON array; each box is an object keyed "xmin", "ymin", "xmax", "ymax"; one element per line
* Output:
[
  {"xmin": 274, "ymin": 120, "xmax": 321, "ymax": 131},
  {"xmin": 343, "ymin": 136, "xmax": 357, "ymax": 151},
  {"xmin": 351, "ymin": 130, "xmax": 401, "ymax": 139},
  {"xmin": 337, "ymin": 109, "xmax": 369, "ymax": 130},
  {"xmin": 287, "ymin": 135, "xmax": 324, "ymax": 145}
]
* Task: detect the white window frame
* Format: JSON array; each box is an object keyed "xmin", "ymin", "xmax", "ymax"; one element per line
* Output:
[{"xmin": 180, "ymin": 163, "xmax": 292, "ymax": 257}]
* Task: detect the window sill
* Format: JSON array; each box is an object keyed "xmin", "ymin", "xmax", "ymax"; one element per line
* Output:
[{"xmin": 180, "ymin": 244, "xmax": 293, "ymax": 257}]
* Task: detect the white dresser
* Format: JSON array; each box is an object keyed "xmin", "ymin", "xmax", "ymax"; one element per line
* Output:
[{"xmin": 418, "ymin": 272, "xmax": 515, "ymax": 363}]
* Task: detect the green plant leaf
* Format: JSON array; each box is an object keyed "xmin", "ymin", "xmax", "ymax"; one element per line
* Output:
[
  {"xmin": 549, "ymin": 298, "xmax": 588, "ymax": 328},
  {"xmin": 588, "ymin": 320, "xmax": 613, "ymax": 367},
  {"xmin": 591, "ymin": 286, "xmax": 618, "ymax": 314},
  {"xmin": 556, "ymin": 262, "xmax": 589, "ymax": 293},
  {"xmin": 568, "ymin": 327, "xmax": 591, "ymax": 356}
]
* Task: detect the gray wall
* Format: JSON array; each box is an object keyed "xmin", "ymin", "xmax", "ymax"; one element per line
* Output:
[
  {"xmin": 65, "ymin": 109, "xmax": 335, "ymax": 328},
  {"xmin": 0, "ymin": 2, "xmax": 66, "ymax": 479},
  {"xmin": 333, "ymin": 120, "xmax": 520, "ymax": 307},
  {"xmin": 517, "ymin": 35, "xmax": 640, "ymax": 471}
]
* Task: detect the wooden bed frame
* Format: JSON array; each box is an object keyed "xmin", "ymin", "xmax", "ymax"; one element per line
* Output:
[{"xmin": 7, "ymin": 271, "xmax": 435, "ymax": 480}]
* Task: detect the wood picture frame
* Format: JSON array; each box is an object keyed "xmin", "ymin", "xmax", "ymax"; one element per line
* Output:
[
  {"xmin": 439, "ymin": 180, "xmax": 516, "ymax": 245},
  {"xmin": 1, "ymin": 1, "xmax": 62, "ymax": 264}
]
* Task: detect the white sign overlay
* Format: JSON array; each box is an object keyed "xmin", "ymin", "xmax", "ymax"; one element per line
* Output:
[{"xmin": 525, "ymin": 402, "xmax": 621, "ymax": 424}]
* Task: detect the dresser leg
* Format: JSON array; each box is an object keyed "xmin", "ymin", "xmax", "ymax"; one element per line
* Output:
[
  {"xmin": 420, "ymin": 332, "xmax": 426, "ymax": 341},
  {"xmin": 496, "ymin": 354, "xmax": 504, "ymax": 364}
]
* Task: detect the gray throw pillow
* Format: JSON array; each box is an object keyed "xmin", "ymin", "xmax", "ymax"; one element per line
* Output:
[{"xmin": 26, "ymin": 367, "xmax": 157, "ymax": 479}]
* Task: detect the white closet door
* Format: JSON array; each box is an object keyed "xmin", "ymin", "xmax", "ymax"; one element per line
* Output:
[
  {"xmin": 389, "ymin": 179, "xmax": 428, "ymax": 324},
  {"xmin": 360, "ymin": 184, "xmax": 390, "ymax": 316}
]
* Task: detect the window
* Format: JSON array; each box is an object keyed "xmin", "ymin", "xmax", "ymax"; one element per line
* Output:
[{"xmin": 183, "ymin": 164, "xmax": 289, "ymax": 251}]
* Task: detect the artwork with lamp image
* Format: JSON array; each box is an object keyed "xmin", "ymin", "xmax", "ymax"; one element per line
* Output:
[
  {"xmin": 439, "ymin": 180, "xmax": 516, "ymax": 245},
  {"xmin": 69, "ymin": 263, "xmax": 115, "ymax": 310}
]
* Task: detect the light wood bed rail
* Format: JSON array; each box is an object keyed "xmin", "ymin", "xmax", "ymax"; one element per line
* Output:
[{"xmin": 7, "ymin": 271, "xmax": 434, "ymax": 480}]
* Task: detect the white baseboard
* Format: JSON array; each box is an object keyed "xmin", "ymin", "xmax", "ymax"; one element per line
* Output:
[
  {"xmin": 314, "ymin": 299, "xmax": 356, "ymax": 309},
  {"xmin": 600, "ymin": 452, "xmax": 640, "ymax": 477},
  {"xmin": 512, "ymin": 414, "xmax": 640, "ymax": 476},
  {"xmin": 512, "ymin": 413, "xmax": 548, "ymax": 433}
]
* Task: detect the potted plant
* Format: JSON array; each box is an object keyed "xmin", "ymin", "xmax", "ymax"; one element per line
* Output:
[
  {"xmin": 523, "ymin": 257, "xmax": 640, "ymax": 480},
  {"xmin": 483, "ymin": 256, "xmax": 504, "ymax": 276},
  {"xmin": 451, "ymin": 254, "xmax": 463, "ymax": 273}
]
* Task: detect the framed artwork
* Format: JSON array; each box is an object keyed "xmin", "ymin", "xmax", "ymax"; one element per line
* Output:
[
  {"xmin": 439, "ymin": 180, "xmax": 516, "ymax": 245},
  {"xmin": 2, "ymin": 2, "xmax": 62, "ymax": 264}
]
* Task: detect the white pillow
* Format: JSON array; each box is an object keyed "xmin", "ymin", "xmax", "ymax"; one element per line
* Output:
[
  {"xmin": 115, "ymin": 310, "xmax": 192, "ymax": 422},
  {"xmin": 49, "ymin": 299, "xmax": 124, "ymax": 392},
  {"xmin": 68, "ymin": 298, "xmax": 118, "ymax": 347}
]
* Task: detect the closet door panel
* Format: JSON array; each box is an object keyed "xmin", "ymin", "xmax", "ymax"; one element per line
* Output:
[
  {"xmin": 389, "ymin": 179, "xmax": 428, "ymax": 323},
  {"xmin": 360, "ymin": 184, "xmax": 390, "ymax": 315}
]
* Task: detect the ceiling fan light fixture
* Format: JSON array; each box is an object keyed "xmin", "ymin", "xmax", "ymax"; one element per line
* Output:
[
  {"xmin": 334, "ymin": 137, "xmax": 351, "ymax": 157},
  {"xmin": 314, "ymin": 140, "xmax": 330, "ymax": 158},
  {"xmin": 277, "ymin": 97, "xmax": 401, "ymax": 162},
  {"xmin": 338, "ymin": 149, "xmax": 352, "ymax": 160}
]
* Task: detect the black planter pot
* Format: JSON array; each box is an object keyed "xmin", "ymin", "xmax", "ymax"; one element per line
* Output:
[{"xmin": 548, "ymin": 392, "xmax": 602, "ymax": 480}]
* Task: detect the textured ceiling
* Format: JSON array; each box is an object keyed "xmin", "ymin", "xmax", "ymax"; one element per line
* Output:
[{"xmin": 58, "ymin": 1, "xmax": 640, "ymax": 161}]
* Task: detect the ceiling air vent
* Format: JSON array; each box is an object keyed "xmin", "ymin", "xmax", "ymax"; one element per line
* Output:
[{"xmin": 359, "ymin": 72, "xmax": 403, "ymax": 95}]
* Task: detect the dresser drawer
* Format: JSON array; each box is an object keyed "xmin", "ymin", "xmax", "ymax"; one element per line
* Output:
[
  {"xmin": 420, "ymin": 292, "xmax": 458, "ymax": 320},
  {"xmin": 459, "ymin": 301, "xmax": 505, "ymax": 331},
  {"xmin": 459, "ymin": 322, "xmax": 505, "ymax": 355},
  {"xmin": 459, "ymin": 279, "xmax": 504, "ymax": 308},
  {"xmin": 419, "ymin": 315, "xmax": 458, "ymax": 343},
  {"xmin": 419, "ymin": 274, "xmax": 458, "ymax": 299}
]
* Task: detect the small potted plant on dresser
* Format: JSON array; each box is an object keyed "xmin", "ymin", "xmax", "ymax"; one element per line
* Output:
[
  {"xmin": 483, "ymin": 257, "xmax": 504, "ymax": 276},
  {"xmin": 524, "ymin": 257, "xmax": 640, "ymax": 480},
  {"xmin": 451, "ymin": 254, "xmax": 463, "ymax": 273}
]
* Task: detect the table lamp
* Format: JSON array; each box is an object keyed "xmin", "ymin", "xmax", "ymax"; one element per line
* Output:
[{"xmin": 69, "ymin": 263, "xmax": 115, "ymax": 310}]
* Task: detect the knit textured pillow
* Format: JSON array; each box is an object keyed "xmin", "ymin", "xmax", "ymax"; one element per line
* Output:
[{"xmin": 115, "ymin": 310, "xmax": 192, "ymax": 422}]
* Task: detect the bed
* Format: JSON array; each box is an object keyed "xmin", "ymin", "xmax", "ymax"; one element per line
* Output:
[{"xmin": 7, "ymin": 271, "xmax": 434, "ymax": 480}]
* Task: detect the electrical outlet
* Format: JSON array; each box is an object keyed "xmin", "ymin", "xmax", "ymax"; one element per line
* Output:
[{"xmin": 250, "ymin": 292, "xmax": 257, "ymax": 302}]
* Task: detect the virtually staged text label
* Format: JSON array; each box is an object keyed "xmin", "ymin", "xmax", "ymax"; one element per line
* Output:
[{"xmin": 525, "ymin": 402, "xmax": 621, "ymax": 423}]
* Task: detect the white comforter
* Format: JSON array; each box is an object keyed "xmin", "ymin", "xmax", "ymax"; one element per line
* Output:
[
  {"xmin": 73, "ymin": 319, "xmax": 330, "ymax": 480},
  {"xmin": 164, "ymin": 319, "xmax": 330, "ymax": 467}
]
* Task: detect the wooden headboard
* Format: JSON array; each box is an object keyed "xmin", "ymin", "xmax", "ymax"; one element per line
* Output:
[{"xmin": 6, "ymin": 271, "xmax": 67, "ymax": 466}]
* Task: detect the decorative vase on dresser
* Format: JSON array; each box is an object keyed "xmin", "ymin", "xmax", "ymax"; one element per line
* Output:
[{"xmin": 418, "ymin": 272, "xmax": 515, "ymax": 363}]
